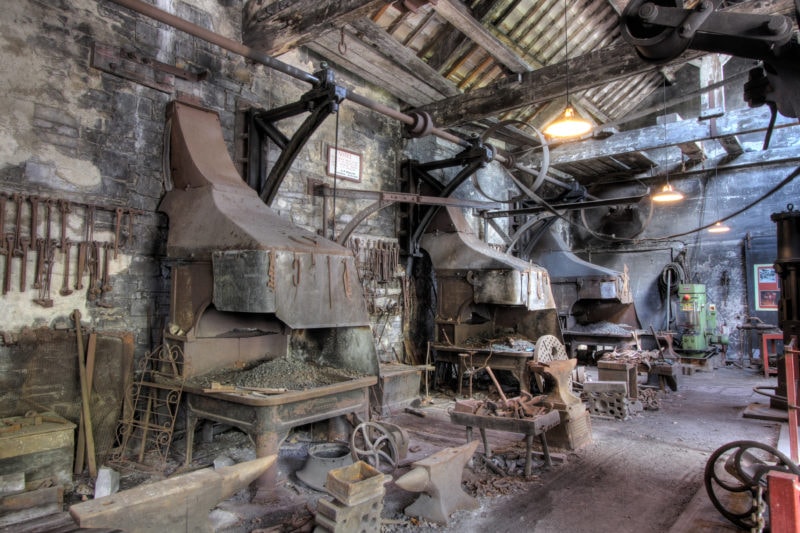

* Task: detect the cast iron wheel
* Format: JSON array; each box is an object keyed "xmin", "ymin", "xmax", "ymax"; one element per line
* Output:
[
  {"xmin": 350, "ymin": 421, "xmax": 399, "ymax": 473},
  {"xmin": 704, "ymin": 440, "xmax": 800, "ymax": 531}
]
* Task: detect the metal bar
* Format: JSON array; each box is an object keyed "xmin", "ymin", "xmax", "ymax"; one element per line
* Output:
[
  {"xmin": 313, "ymin": 184, "xmax": 503, "ymax": 209},
  {"xmin": 786, "ymin": 345, "xmax": 799, "ymax": 463},
  {"xmin": 481, "ymin": 193, "xmax": 648, "ymax": 219}
]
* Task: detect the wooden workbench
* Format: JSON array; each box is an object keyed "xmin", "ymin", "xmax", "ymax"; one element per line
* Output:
[
  {"xmin": 433, "ymin": 343, "xmax": 534, "ymax": 394},
  {"xmin": 449, "ymin": 409, "xmax": 561, "ymax": 476}
]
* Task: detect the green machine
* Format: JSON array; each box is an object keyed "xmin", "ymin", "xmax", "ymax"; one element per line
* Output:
[{"xmin": 675, "ymin": 284, "xmax": 729, "ymax": 353}]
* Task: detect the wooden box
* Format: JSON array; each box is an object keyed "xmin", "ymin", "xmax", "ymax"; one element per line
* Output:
[{"xmin": 0, "ymin": 413, "xmax": 75, "ymax": 489}]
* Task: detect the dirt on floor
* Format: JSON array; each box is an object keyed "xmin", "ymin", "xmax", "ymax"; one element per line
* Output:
[{"xmin": 60, "ymin": 362, "xmax": 783, "ymax": 533}]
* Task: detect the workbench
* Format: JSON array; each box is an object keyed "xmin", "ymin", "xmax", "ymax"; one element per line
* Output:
[
  {"xmin": 449, "ymin": 409, "xmax": 560, "ymax": 476},
  {"xmin": 433, "ymin": 343, "xmax": 534, "ymax": 394}
]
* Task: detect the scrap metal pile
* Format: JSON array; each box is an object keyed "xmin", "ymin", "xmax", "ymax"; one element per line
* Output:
[
  {"xmin": 454, "ymin": 391, "xmax": 549, "ymax": 420},
  {"xmin": 599, "ymin": 347, "xmax": 663, "ymax": 369},
  {"xmin": 454, "ymin": 367, "xmax": 550, "ymax": 420}
]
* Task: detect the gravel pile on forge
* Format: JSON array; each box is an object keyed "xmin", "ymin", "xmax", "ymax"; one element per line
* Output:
[{"xmin": 191, "ymin": 356, "xmax": 366, "ymax": 391}]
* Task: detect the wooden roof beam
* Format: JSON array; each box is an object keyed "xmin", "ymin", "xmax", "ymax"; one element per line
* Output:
[
  {"xmin": 549, "ymin": 106, "xmax": 797, "ymax": 166},
  {"xmin": 243, "ymin": 0, "xmax": 387, "ymax": 56},
  {"xmin": 432, "ymin": 0, "xmax": 533, "ymax": 73}
]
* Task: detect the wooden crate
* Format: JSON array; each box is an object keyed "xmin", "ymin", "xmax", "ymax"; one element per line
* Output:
[{"xmin": 0, "ymin": 413, "xmax": 75, "ymax": 490}]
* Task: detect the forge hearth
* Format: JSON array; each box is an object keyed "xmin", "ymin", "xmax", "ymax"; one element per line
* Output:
[{"xmin": 158, "ymin": 101, "xmax": 380, "ymax": 500}]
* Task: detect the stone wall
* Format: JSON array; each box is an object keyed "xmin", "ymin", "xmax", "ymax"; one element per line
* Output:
[{"xmin": 0, "ymin": 0, "xmax": 404, "ymax": 365}]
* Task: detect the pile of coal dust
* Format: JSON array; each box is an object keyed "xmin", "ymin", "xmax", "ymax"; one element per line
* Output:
[{"xmin": 191, "ymin": 356, "xmax": 366, "ymax": 391}]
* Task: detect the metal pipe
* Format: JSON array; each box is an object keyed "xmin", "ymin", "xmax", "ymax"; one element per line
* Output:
[
  {"xmin": 107, "ymin": 0, "xmax": 319, "ymax": 85},
  {"xmin": 105, "ymin": 0, "xmax": 572, "ymax": 192}
]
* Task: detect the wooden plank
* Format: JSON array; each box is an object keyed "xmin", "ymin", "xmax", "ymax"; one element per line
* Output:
[
  {"xmin": 0, "ymin": 486, "xmax": 62, "ymax": 513},
  {"xmin": 0, "ymin": 503, "xmax": 61, "ymax": 528},
  {"xmin": 0, "ymin": 473, "xmax": 24, "ymax": 496},
  {"xmin": 432, "ymin": 0, "xmax": 531, "ymax": 73},
  {"xmin": 349, "ymin": 19, "xmax": 461, "ymax": 97},
  {"xmin": 307, "ymin": 36, "xmax": 443, "ymax": 107},
  {"xmin": 242, "ymin": 0, "xmax": 384, "ymax": 56},
  {"xmin": 69, "ymin": 456, "xmax": 276, "ymax": 533},
  {"xmin": 549, "ymin": 106, "xmax": 798, "ymax": 165}
]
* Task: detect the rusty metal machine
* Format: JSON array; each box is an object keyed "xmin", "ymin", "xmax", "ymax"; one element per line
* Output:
[
  {"xmin": 158, "ymin": 101, "xmax": 379, "ymax": 500},
  {"xmin": 529, "ymin": 228, "xmax": 638, "ymax": 361},
  {"xmin": 419, "ymin": 202, "xmax": 561, "ymax": 392}
]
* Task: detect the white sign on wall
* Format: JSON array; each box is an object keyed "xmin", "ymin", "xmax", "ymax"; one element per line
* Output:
[{"xmin": 327, "ymin": 146, "xmax": 362, "ymax": 182}]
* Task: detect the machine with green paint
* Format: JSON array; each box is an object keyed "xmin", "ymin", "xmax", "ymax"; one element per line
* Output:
[{"xmin": 675, "ymin": 284, "xmax": 729, "ymax": 353}]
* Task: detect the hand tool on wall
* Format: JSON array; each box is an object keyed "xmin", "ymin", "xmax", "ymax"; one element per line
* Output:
[
  {"xmin": 19, "ymin": 236, "xmax": 29, "ymax": 292},
  {"xmin": 87, "ymin": 241, "xmax": 102, "ymax": 302},
  {"xmin": 12, "ymin": 193, "xmax": 24, "ymax": 258},
  {"xmin": 33, "ymin": 238, "xmax": 45, "ymax": 290},
  {"xmin": 75, "ymin": 241, "xmax": 87, "ymax": 290},
  {"xmin": 34, "ymin": 239, "xmax": 55, "ymax": 307},
  {"xmin": 60, "ymin": 239, "xmax": 73, "ymax": 296},
  {"xmin": 28, "ymin": 196, "xmax": 39, "ymax": 251},
  {"xmin": 58, "ymin": 200, "xmax": 70, "ymax": 250},
  {"xmin": 125, "ymin": 209, "xmax": 136, "ymax": 249},
  {"xmin": 114, "ymin": 207, "xmax": 123, "ymax": 259},
  {"xmin": 0, "ymin": 193, "xmax": 7, "ymax": 254},
  {"xmin": 101, "ymin": 242, "xmax": 112, "ymax": 293},
  {"xmin": 34, "ymin": 201, "xmax": 55, "ymax": 306},
  {"xmin": 3, "ymin": 234, "xmax": 14, "ymax": 295}
]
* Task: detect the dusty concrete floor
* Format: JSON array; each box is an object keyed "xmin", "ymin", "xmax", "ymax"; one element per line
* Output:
[
  {"xmin": 418, "ymin": 364, "xmax": 781, "ymax": 533},
  {"xmin": 197, "ymin": 362, "xmax": 783, "ymax": 533},
  {"xmin": 31, "ymin": 362, "xmax": 783, "ymax": 533}
]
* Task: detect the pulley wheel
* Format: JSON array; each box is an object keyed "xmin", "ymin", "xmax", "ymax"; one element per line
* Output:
[
  {"xmin": 704, "ymin": 440, "xmax": 800, "ymax": 531},
  {"xmin": 350, "ymin": 421, "xmax": 400, "ymax": 474}
]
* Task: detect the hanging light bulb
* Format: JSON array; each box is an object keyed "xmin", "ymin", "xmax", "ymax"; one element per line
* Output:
[
  {"xmin": 651, "ymin": 79, "xmax": 684, "ymax": 204},
  {"xmin": 652, "ymin": 183, "xmax": 684, "ymax": 203},
  {"xmin": 543, "ymin": 104, "xmax": 592, "ymax": 138},
  {"xmin": 708, "ymin": 221, "xmax": 731, "ymax": 233},
  {"xmin": 543, "ymin": 0, "xmax": 592, "ymax": 139}
]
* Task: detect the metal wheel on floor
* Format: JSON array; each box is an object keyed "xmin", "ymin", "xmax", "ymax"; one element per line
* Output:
[
  {"xmin": 704, "ymin": 440, "xmax": 800, "ymax": 531},
  {"xmin": 350, "ymin": 421, "xmax": 399, "ymax": 473}
]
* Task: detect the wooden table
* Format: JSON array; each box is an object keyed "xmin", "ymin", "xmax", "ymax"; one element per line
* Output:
[
  {"xmin": 449, "ymin": 409, "xmax": 561, "ymax": 476},
  {"xmin": 433, "ymin": 343, "xmax": 534, "ymax": 394}
]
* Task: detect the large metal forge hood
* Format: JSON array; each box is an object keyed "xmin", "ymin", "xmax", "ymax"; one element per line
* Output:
[
  {"xmin": 421, "ymin": 206, "xmax": 556, "ymax": 312},
  {"xmin": 159, "ymin": 101, "xmax": 369, "ymax": 330},
  {"xmin": 530, "ymin": 228, "xmax": 637, "ymax": 328}
]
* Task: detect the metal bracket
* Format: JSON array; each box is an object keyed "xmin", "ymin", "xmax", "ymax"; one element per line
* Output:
[
  {"xmin": 245, "ymin": 65, "xmax": 347, "ymax": 205},
  {"xmin": 90, "ymin": 42, "xmax": 207, "ymax": 93}
]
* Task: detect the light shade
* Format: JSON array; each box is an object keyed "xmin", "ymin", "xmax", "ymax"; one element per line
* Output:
[
  {"xmin": 652, "ymin": 183, "xmax": 684, "ymax": 203},
  {"xmin": 708, "ymin": 221, "xmax": 731, "ymax": 233},
  {"xmin": 543, "ymin": 105, "xmax": 592, "ymax": 138}
]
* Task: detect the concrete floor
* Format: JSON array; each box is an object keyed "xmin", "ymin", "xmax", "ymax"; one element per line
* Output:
[
  {"xmin": 13, "ymin": 362, "xmax": 786, "ymax": 532},
  {"xmin": 370, "ymin": 363, "xmax": 783, "ymax": 533}
]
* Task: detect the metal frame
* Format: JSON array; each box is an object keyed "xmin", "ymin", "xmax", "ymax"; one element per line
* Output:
[{"xmin": 245, "ymin": 66, "xmax": 347, "ymax": 205}]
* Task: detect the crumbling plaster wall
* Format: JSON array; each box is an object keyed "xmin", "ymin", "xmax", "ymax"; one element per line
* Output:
[{"xmin": 0, "ymin": 0, "xmax": 405, "ymax": 363}]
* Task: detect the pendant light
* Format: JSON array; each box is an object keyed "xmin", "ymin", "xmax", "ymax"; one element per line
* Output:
[
  {"xmin": 708, "ymin": 221, "xmax": 731, "ymax": 233},
  {"xmin": 543, "ymin": 0, "xmax": 592, "ymax": 139},
  {"xmin": 651, "ymin": 79, "xmax": 684, "ymax": 204},
  {"xmin": 652, "ymin": 183, "xmax": 684, "ymax": 203}
]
